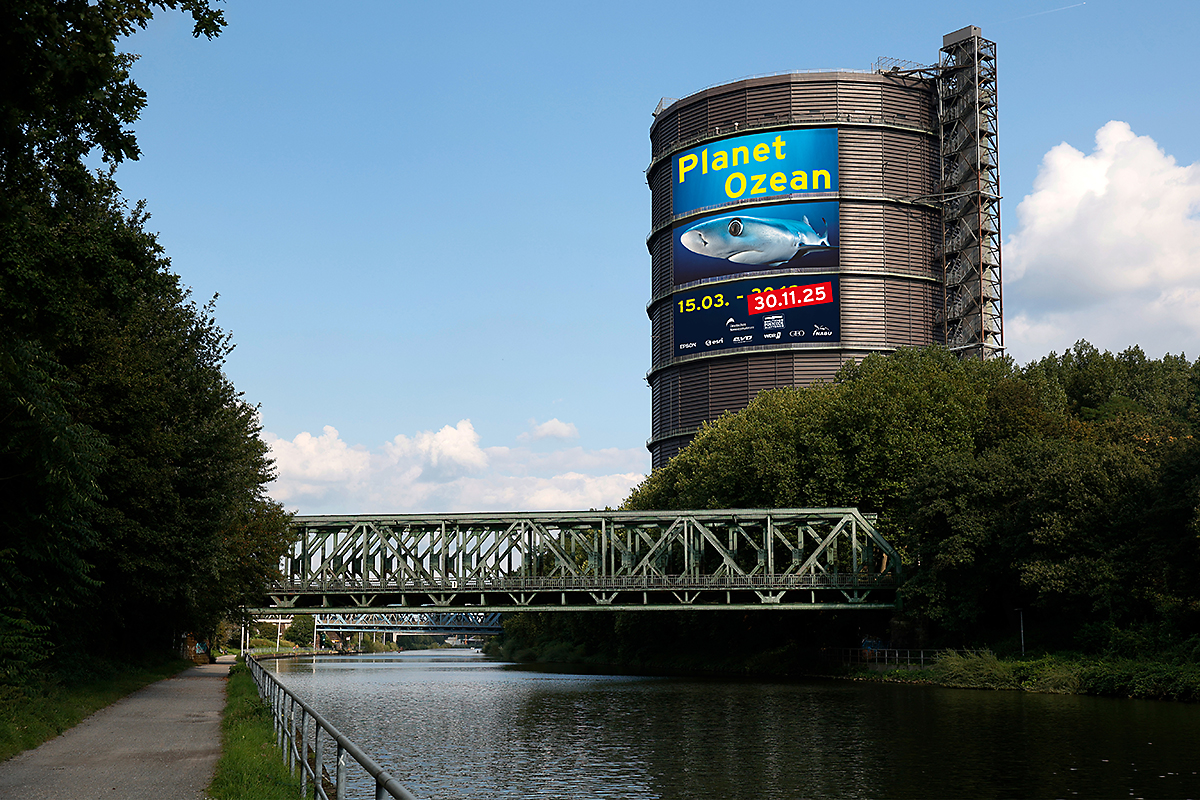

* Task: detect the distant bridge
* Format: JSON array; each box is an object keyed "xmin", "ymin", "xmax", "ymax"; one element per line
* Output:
[
  {"xmin": 315, "ymin": 612, "xmax": 502, "ymax": 636},
  {"xmin": 251, "ymin": 508, "xmax": 900, "ymax": 614}
]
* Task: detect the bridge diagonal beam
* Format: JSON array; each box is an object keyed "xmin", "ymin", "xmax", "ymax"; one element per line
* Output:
[
  {"xmin": 693, "ymin": 520, "xmax": 747, "ymax": 578},
  {"xmin": 629, "ymin": 521, "xmax": 681, "ymax": 577}
]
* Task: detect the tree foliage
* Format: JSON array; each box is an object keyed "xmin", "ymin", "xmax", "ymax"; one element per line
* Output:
[
  {"xmin": 624, "ymin": 344, "xmax": 1200, "ymax": 652},
  {"xmin": 1, "ymin": 1, "xmax": 292, "ymax": 674},
  {"xmin": 0, "ymin": 0, "xmax": 224, "ymax": 202},
  {"xmin": 283, "ymin": 615, "xmax": 315, "ymax": 646}
]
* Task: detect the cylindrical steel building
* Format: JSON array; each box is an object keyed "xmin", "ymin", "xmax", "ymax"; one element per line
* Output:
[{"xmin": 646, "ymin": 71, "xmax": 943, "ymax": 468}]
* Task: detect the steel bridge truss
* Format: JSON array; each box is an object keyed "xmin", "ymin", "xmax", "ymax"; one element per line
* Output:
[
  {"xmin": 314, "ymin": 612, "xmax": 503, "ymax": 636},
  {"xmin": 936, "ymin": 26, "xmax": 1003, "ymax": 359},
  {"xmin": 254, "ymin": 509, "xmax": 901, "ymax": 614}
]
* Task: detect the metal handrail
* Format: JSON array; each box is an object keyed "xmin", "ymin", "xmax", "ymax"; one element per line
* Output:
[
  {"xmin": 247, "ymin": 655, "xmax": 418, "ymax": 800},
  {"xmin": 832, "ymin": 647, "xmax": 990, "ymax": 667}
]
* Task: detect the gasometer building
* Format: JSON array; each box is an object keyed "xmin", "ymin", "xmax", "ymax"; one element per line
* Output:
[{"xmin": 645, "ymin": 25, "xmax": 1002, "ymax": 468}]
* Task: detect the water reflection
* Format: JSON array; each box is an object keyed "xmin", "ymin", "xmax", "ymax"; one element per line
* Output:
[{"xmin": 270, "ymin": 651, "xmax": 1200, "ymax": 800}]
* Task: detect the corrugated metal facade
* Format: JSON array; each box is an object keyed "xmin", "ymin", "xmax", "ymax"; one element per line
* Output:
[{"xmin": 647, "ymin": 72, "xmax": 943, "ymax": 469}]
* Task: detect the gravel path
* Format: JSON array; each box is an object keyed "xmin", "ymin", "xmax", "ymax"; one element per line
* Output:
[{"xmin": 0, "ymin": 655, "xmax": 234, "ymax": 800}]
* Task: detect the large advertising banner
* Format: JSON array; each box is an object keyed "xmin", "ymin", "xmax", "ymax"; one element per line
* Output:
[
  {"xmin": 671, "ymin": 128, "xmax": 839, "ymax": 216},
  {"xmin": 673, "ymin": 275, "xmax": 840, "ymax": 356},
  {"xmin": 672, "ymin": 200, "xmax": 840, "ymax": 285},
  {"xmin": 670, "ymin": 128, "xmax": 840, "ymax": 286}
]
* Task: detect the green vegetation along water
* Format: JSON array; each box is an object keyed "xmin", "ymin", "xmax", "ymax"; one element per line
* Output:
[
  {"xmin": 623, "ymin": 346, "xmax": 1200, "ymax": 655},
  {"xmin": 208, "ymin": 661, "xmax": 302, "ymax": 800}
]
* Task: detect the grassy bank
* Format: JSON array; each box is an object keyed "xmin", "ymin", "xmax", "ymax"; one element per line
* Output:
[
  {"xmin": 851, "ymin": 650, "xmax": 1200, "ymax": 702},
  {"xmin": 488, "ymin": 621, "xmax": 1200, "ymax": 703},
  {"xmin": 0, "ymin": 656, "xmax": 193, "ymax": 762},
  {"xmin": 207, "ymin": 660, "xmax": 303, "ymax": 800}
]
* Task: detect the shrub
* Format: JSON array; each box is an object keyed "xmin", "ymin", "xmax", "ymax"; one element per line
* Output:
[{"xmin": 931, "ymin": 650, "xmax": 1019, "ymax": 689}]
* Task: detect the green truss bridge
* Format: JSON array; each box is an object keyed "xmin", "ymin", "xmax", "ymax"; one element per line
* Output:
[{"xmin": 251, "ymin": 508, "xmax": 901, "ymax": 614}]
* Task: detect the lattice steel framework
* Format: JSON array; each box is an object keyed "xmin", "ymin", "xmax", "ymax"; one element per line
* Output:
[
  {"xmin": 252, "ymin": 509, "xmax": 901, "ymax": 613},
  {"xmin": 937, "ymin": 26, "xmax": 1003, "ymax": 358},
  {"xmin": 314, "ymin": 612, "xmax": 503, "ymax": 635}
]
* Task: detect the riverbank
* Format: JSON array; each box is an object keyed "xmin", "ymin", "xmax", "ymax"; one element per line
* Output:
[
  {"xmin": 848, "ymin": 650, "xmax": 1200, "ymax": 702},
  {"xmin": 487, "ymin": 635, "xmax": 1200, "ymax": 703},
  {"xmin": 207, "ymin": 659, "xmax": 302, "ymax": 800}
]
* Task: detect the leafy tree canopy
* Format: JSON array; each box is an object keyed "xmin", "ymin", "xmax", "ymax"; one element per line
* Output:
[
  {"xmin": 624, "ymin": 344, "xmax": 1200, "ymax": 651},
  {"xmin": 0, "ymin": 0, "xmax": 224, "ymax": 201},
  {"xmin": 1, "ymin": 1, "xmax": 291, "ymax": 672}
]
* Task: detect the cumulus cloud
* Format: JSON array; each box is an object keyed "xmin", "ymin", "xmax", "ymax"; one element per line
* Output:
[
  {"xmin": 1004, "ymin": 121, "xmax": 1200, "ymax": 361},
  {"xmin": 262, "ymin": 426, "xmax": 371, "ymax": 505},
  {"xmin": 383, "ymin": 420, "xmax": 488, "ymax": 478},
  {"xmin": 265, "ymin": 420, "xmax": 647, "ymax": 514},
  {"xmin": 518, "ymin": 417, "xmax": 580, "ymax": 441}
]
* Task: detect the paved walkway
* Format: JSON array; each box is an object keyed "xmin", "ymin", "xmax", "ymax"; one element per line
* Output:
[{"xmin": 0, "ymin": 655, "xmax": 235, "ymax": 800}]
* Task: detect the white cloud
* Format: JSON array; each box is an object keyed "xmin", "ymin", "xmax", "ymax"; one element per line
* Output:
[
  {"xmin": 265, "ymin": 420, "xmax": 647, "ymax": 514},
  {"xmin": 262, "ymin": 426, "xmax": 371, "ymax": 505},
  {"xmin": 518, "ymin": 417, "xmax": 580, "ymax": 441},
  {"xmin": 1004, "ymin": 121, "xmax": 1200, "ymax": 362},
  {"xmin": 383, "ymin": 420, "xmax": 488, "ymax": 478}
]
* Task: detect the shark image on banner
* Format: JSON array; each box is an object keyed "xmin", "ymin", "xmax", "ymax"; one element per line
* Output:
[
  {"xmin": 679, "ymin": 215, "xmax": 831, "ymax": 266},
  {"xmin": 671, "ymin": 200, "xmax": 840, "ymax": 284}
]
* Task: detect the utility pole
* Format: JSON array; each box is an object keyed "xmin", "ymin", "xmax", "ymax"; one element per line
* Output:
[{"xmin": 1016, "ymin": 608, "xmax": 1025, "ymax": 656}]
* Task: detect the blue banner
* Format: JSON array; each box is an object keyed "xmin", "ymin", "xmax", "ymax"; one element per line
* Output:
[
  {"xmin": 673, "ymin": 275, "xmax": 840, "ymax": 357},
  {"xmin": 671, "ymin": 128, "xmax": 838, "ymax": 217}
]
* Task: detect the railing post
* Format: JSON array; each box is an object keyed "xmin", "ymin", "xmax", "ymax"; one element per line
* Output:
[
  {"xmin": 275, "ymin": 683, "xmax": 283, "ymax": 750},
  {"xmin": 336, "ymin": 742, "xmax": 347, "ymax": 800},
  {"xmin": 314, "ymin": 727, "xmax": 323, "ymax": 800},
  {"xmin": 300, "ymin": 712, "xmax": 309, "ymax": 796},
  {"xmin": 287, "ymin": 696, "xmax": 296, "ymax": 774}
]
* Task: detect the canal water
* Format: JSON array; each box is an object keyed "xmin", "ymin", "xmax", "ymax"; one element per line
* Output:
[{"xmin": 267, "ymin": 650, "xmax": 1199, "ymax": 800}]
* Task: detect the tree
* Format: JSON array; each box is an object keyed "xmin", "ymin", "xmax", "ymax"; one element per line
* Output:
[
  {"xmin": 625, "ymin": 347, "xmax": 1007, "ymax": 556},
  {"xmin": 622, "ymin": 344, "xmax": 1200, "ymax": 653},
  {"xmin": 0, "ymin": 339, "xmax": 106, "ymax": 676},
  {"xmin": 1028, "ymin": 342, "xmax": 1197, "ymax": 431},
  {"xmin": 1, "ymin": 1, "xmax": 293, "ymax": 667},
  {"xmin": 284, "ymin": 615, "xmax": 315, "ymax": 646},
  {"xmin": 1, "ymin": 1, "xmax": 224, "ymax": 205}
]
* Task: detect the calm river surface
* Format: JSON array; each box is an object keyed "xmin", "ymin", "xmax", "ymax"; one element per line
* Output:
[{"xmin": 267, "ymin": 651, "xmax": 1199, "ymax": 800}]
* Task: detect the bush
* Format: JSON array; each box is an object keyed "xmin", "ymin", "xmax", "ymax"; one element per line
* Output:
[
  {"xmin": 931, "ymin": 650, "xmax": 1019, "ymax": 690},
  {"xmin": 1077, "ymin": 659, "xmax": 1200, "ymax": 702},
  {"xmin": 1010, "ymin": 655, "xmax": 1082, "ymax": 694}
]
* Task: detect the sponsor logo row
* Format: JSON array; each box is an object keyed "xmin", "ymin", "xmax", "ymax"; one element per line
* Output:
[{"xmin": 679, "ymin": 324, "xmax": 834, "ymax": 351}]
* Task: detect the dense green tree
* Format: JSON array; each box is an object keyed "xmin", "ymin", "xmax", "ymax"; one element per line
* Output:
[
  {"xmin": 626, "ymin": 347, "xmax": 1009, "ymax": 556},
  {"xmin": 905, "ymin": 434, "xmax": 1153, "ymax": 638},
  {"xmin": 284, "ymin": 615, "xmax": 315, "ymax": 646},
  {"xmin": 1027, "ymin": 342, "xmax": 1198, "ymax": 430},
  {"xmin": 1, "ymin": 1, "xmax": 292, "ymax": 669},
  {"xmin": 0, "ymin": 339, "xmax": 105, "ymax": 676},
  {"xmin": 622, "ymin": 344, "xmax": 1200, "ymax": 653},
  {"xmin": 0, "ymin": 0, "xmax": 224, "ymax": 204}
]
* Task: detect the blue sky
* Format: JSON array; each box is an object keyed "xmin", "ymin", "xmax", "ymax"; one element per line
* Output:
[{"xmin": 113, "ymin": 1, "xmax": 1200, "ymax": 513}]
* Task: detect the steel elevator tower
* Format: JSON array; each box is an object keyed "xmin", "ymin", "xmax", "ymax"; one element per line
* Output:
[{"xmin": 936, "ymin": 25, "xmax": 1003, "ymax": 359}]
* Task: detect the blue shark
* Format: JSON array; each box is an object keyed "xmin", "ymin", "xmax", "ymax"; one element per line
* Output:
[{"xmin": 679, "ymin": 215, "xmax": 829, "ymax": 265}]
